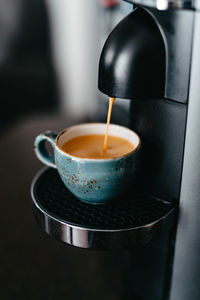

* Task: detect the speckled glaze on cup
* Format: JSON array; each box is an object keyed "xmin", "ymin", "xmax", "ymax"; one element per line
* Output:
[{"xmin": 34, "ymin": 123, "xmax": 141, "ymax": 204}]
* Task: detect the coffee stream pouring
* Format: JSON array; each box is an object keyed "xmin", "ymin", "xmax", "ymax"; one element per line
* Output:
[{"xmin": 103, "ymin": 97, "xmax": 115, "ymax": 153}]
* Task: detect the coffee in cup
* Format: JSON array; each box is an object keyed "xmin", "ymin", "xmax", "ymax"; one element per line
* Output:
[{"xmin": 60, "ymin": 134, "xmax": 135, "ymax": 159}]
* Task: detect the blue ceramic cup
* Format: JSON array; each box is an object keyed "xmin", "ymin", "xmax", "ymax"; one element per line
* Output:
[{"xmin": 34, "ymin": 123, "xmax": 141, "ymax": 204}]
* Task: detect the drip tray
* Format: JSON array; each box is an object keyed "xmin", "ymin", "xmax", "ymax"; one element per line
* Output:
[{"xmin": 31, "ymin": 168, "xmax": 176, "ymax": 250}]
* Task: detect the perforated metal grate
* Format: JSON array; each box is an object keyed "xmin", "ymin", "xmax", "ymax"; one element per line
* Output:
[{"xmin": 33, "ymin": 168, "xmax": 174, "ymax": 230}]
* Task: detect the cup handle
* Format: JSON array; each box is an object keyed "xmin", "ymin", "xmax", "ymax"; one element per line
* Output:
[{"xmin": 34, "ymin": 131, "xmax": 57, "ymax": 168}]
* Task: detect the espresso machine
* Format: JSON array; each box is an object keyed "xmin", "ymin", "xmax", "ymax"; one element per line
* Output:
[{"xmin": 31, "ymin": 0, "xmax": 200, "ymax": 299}]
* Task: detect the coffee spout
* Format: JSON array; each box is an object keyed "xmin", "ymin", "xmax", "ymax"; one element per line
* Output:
[{"xmin": 98, "ymin": 7, "xmax": 166, "ymax": 100}]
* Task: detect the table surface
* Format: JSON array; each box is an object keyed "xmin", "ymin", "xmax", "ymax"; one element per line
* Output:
[{"xmin": 0, "ymin": 113, "xmax": 125, "ymax": 300}]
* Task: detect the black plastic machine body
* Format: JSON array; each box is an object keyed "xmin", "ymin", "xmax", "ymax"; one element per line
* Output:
[{"xmin": 99, "ymin": 1, "xmax": 200, "ymax": 300}]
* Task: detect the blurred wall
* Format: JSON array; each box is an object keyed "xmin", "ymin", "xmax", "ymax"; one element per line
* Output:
[
  {"xmin": 45, "ymin": 0, "xmax": 133, "ymax": 119},
  {"xmin": 0, "ymin": 0, "xmax": 57, "ymax": 129},
  {"xmin": 46, "ymin": 0, "xmax": 99, "ymax": 118}
]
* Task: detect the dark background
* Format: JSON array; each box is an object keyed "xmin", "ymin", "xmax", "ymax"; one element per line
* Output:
[{"xmin": 0, "ymin": 0, "xmax": 131, "ymax": 299}]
